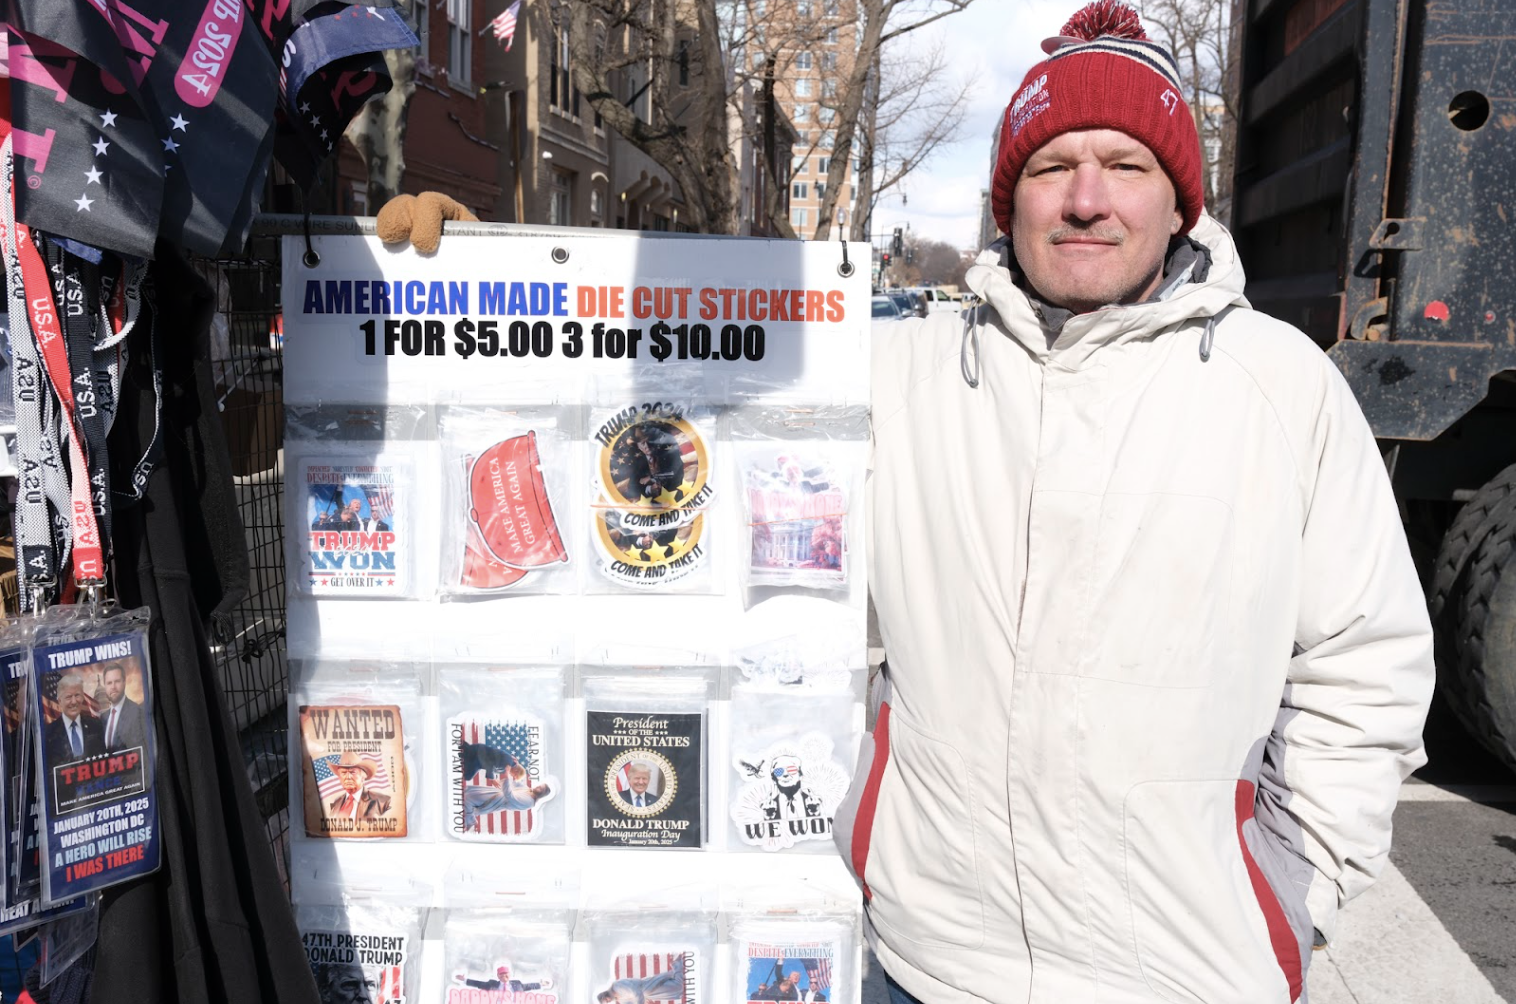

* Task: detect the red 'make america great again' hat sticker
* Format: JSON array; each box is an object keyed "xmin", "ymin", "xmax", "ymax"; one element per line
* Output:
[{"xmin": 461, "ymin": 432, "xmax": 568, "ymax": 588}]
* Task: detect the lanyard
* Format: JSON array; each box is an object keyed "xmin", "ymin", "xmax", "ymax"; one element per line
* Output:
[{"xmin": 2, "ymin": 136, "xmax": 70, "ymax": 608}]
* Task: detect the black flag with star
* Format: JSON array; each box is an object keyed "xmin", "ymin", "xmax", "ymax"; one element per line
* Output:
[{"xmin": 3, "ymin": 0, "xmax": 416, "ymax": 258}]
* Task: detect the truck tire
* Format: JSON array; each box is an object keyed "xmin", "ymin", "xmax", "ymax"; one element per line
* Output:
[{"xmin": 1430, "ymin": 463, "xmax": 1516, "ymax": 770}]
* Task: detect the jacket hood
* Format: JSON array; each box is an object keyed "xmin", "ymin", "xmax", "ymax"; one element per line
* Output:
[{"xmin": 964, "ymin": 213, "xmax": 1250, "ymax": 370}]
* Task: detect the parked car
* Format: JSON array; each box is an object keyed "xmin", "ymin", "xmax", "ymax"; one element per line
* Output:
[
  {"xmin": 918, "ymin": 287, "xmax": 960, "ymax": 314},
  {"xmin": 889, "ymin": 290, "xmax": 919, "ymax": 317},
  {"xmin": 871, "ymin": 295, "xmax": 906, "ymax": 320}
]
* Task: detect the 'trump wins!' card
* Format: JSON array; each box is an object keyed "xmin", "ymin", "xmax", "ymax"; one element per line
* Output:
[
  {"xmin": 29, "ymin": 630, "xmax": 159, "ymax": 904},
  {"xmin": 585, "ymin": 710, "xmax": 704, "ymax": 848}
]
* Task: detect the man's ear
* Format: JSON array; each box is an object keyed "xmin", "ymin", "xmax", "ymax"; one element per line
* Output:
[{"xmin": 1170, "ymin": 207, "xmax": 1182, "ymax": 234}]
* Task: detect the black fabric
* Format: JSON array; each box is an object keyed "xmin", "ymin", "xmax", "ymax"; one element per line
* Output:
[{"xmin": 87, "ymin": 246, "xmax": 318, "ymax": 1004}]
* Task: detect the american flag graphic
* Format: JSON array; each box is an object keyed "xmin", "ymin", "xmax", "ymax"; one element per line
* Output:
[
  {"xmin": 489, "ymin": 1, "xmax": 523, "ymax": 51},
  {"xmin": 802, "ymin": 958, "xmax": 833, "ymax": 992},
  {"xmin": 365, "ymin": 485, "xmax": 396, "ymax": 525},
  {"xmin": 613, "ymin": 951, "xmax": 687, "ymax": 999},
  {"xmin": 313, "ymin": 753, "xmax": 393, "ymax": 803},
  {"xmin": 377, "ymin": 964, "xmax": 403, "ymax": 1003},
  {"xmin": 461, "ymin": 720, "xmax": 538, "ymax": 836}
]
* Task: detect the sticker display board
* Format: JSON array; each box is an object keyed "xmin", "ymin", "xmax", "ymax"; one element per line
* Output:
[{"xmin": 283, "ymin": 231, "xmax": 868, "ymax": 1003}]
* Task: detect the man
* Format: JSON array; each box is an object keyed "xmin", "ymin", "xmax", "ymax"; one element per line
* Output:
[
  {"xmin": 761, "ymin": 755, "xmax": 824, "ymax": 822},
  {"xmin": 313, "ymin": 962, "xmax": 374, "ymax": 1004},
  {"xmin": 626, "ymin": 426, "xmax": 685, "ymax": 503},
  {"xmin": 459, "ymin": 962, "xmax": 551, "ymax": 993},
  {"xmin": 619, "ymin": 762, "xmax": 656, "ymax": 809},
  {"xmin": 44, "ymin": 674, "xmax": 104, "ymax": 765},
  {"xmin": 325, "ymin": 751, "xmax": 391, "ymax": 819},
  {"xmin": 595, "ymin": 952, "xmax": 686, "ymax": 1004},
  {"xmin": 768, "ymin": 970, "xmax": 803, "ymax": 1002},
  {"xmin": 461, "ymin": 774, "xmax": 552, "ymax": 830},
  {"xmin": 831, "ymin": 2, "xmax": 1434, "ymax": 1003},
  {"xmin": 99, "ymin": 661, "xmax": 148, "ymax": 753}
]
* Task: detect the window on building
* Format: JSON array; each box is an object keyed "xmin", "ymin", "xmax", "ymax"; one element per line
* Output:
[
  {"xmin": 794, "ymin": 78, "xmax": 812, "ymax": 97},
  {"xmin": 793, "ymin": 155, "xmax": 807, "ymax": 174},
  {"xmin": 798, "ymin": 0, "xmax": 813, "ymax": 16},
  {"xmin": 793, "ymin": 182, "xmax": 809, "ymax": 200},
  {"xmin": 591, "ymin": 189, "xmax": 604, "ymax": 218},
  {"xmin": 446, "ymin": 0, "xmax": 472, "ymax": 85},
  {"xmin": 817, "ymin": 156, "xmax": 829, "ymax": 174},
  {"xmin": 549, "ymin": 170, "xmax": 574, "ymax": 226},
  {"xmin": 794, "ymin": 51, "xmax": 812, "ymax": 70},
  {"xmin": 793, "ymin": 104, "xmax": 810, "ymax": 122},
  {"xmin": 820, "ymin": 129, "xmax": 836, "ymax": 148},
  {"xmin": 792, "ymin": 208, "xmax": 808, "ymax": 229},
  {"xmin": 822, "ymin": 79, "xmax": 837, "ymax": 98},
  {"xmin": 825, "ymin": 0, "xmax": 840, "ymax": 15},
  {"xmin": 825, "ymin": 26, "xmax": 838, "ymax": 44},
  {"xmin": 678, "ymin": 40, "xmax": 689, "ymax": 86},
  {"xmin": 815, "ymin": 182, "xmax": 826, "ymax": 202},
  {"xmin": 821, "ymin": 51, "xmax": 837, "ymax": 71},
  {"xmin": 819, "ymin": 106, "xmax": 835, "ymax": 124},
  {"xmin": 416, "ymin": 2, "xmax": 432, "ymax": 73}
]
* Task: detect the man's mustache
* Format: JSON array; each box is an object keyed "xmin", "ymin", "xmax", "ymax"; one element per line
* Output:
[{"xmin": 1046, "ymin": 225, "xmax": 1125, "ymax": 245}]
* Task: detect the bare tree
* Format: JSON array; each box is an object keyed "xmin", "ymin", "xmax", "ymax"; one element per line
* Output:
[
  {"xmin": 812, "ymin": 0, "xmax": 981, "ymax": 241},
  {"xmin": 848, "ymin": 33, "xmax": 970, "ymax": 240},
  {"xmin": 345, "ymin": 0, "xmax": 423, "ymax": 209},
  {"xmin": 1138, "ymin": 0, "xmax": 1238, "ymax": 213}
]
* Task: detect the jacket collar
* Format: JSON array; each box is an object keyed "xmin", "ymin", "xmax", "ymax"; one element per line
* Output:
[{"xmin": 964, "ymin": 214, "xmax": 1250, "ymax": 370}]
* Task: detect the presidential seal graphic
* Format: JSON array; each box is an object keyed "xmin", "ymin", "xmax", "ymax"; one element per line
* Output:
[
  {"xmin": 603, "ymin": 749, "xmax": 678, "ymax": 818},
  {"xmin": 594, "ymin": 404, "xmax": 713, "ymax": 512}
]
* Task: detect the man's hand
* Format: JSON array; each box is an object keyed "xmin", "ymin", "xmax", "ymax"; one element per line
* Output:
[{"xmin": 375, "ymin": 192, "xmax": 479, "ymax": 253}]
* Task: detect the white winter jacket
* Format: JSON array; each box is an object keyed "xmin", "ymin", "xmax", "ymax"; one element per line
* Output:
[{"xmin": 837, "ymin": 216, "xmax": 1434, "ymax": 1004}]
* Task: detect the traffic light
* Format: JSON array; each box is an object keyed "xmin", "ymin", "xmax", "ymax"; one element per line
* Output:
[
  {"xmin": 881, "ymin": 252, "xmax": 891, "ymax": 269},
  {"xmin": 892, "ymin": 227, "xmax": 903, "ymax": 259},
  {"xmin": 906, "ymin": 248, "xmax": 914, "ymax": 266}
]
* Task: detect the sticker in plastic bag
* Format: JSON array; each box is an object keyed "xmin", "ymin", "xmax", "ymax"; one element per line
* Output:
[
  {"xmin": 299, "ymin": 704, "xmax": 410, "ymax": 839},
  {"xmin": 446, "ymin": 714, "xmax": 558, "ymax": 840},
  {"xmin": 731, "ymin": 734, "xmax": 850, "ymax": 852}
]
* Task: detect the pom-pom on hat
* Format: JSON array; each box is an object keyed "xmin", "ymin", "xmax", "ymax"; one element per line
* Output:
[{"xmin": 989, "ymin": 0, "xmax": 1204, "ymax": 237}]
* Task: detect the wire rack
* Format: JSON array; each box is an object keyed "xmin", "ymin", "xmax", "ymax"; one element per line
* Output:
[{"xmin": 195, "ymin": 236, "xmax": 291, "ymax": 886}]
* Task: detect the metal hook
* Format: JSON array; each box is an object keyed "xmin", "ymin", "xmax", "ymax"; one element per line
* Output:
[
  {"xmin": 837, "ymin": 240, "xmax": 855, "ymax": 278},
  {"xmin": 551, "ymin": 247, "xmax": 570, "ymax": 264},
  {"xmin": 300, "ymin": 189, "xmax": 320, "ymax": 268},
  {"xmin": 27, "ymin": 575, "xmax": 56, "ymax": 613}
]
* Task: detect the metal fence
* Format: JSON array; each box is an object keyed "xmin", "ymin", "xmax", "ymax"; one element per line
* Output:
[{"xmin": 196, "ymin": 235, "xmax": 291, "ymax": 885}]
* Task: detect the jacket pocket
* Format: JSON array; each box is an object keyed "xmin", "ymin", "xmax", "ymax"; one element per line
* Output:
[
  {"xmin": 1084, "ymin": 493, "xmax": 1234, "ymax": 688},
  {"xmin": 835, "ymin": 705, "xmax": 986, "ymax": 950},
  {"xmin": 1124, "ymin": 779, "xmax": 1293, "ymax": 1003}
]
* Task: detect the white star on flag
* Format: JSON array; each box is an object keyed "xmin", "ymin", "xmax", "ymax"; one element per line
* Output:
[
  {"xmin": 74, "ymin": 194, "xmax": 94, "ymax": 212},
  {"xmin": 170, "ymin": 113, "xmax": 189, "ymax": 131},
  {"xmin": 299, "ymin": 100, "xmax": 311, "ymax": 114},
  {"xmin": 92, "ymin": 137, "xmax": 110, "ymax": 156},
  {"xmin": 162, "ymin": 136, "xmax": 180, "ymax": 152},
  {"xmin": 84, "ymin": 167, "xmax": 102, "ymax": 185},
  {"xmin": 99, "ymin": 109, "xmax": 118, "ymax": 128},
  {"xmin": 319, "ymin": 126, "xmax": 329, "ymax": 142}
]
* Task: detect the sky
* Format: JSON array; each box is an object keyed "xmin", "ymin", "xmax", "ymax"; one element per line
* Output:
[{"xmin": 866, "ymin": 0, "xmax": 1078, "ymax": 252}]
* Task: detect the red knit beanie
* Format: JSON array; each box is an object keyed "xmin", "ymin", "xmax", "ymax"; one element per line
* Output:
[{"xmin": 989, "ymin": 0, "xmax": 1204, "ymax": 237}]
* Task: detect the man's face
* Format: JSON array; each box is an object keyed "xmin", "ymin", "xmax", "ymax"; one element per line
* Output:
[
  {"xmin": 103, "ymin": 667, "xmax": 126, "ymax": 704},
  {"xmin": 334, "ymin": 765, "xmax": 363, "ymax": 794},
  {"xmin": 1011, "ymin": 129, "xmax": 1182, "ymax": 315},
  {"xmin": 59, "ymin": 683, "xmax": 84, "ymax": 718},
  {"xmin": 330, "ymin": 969, "xmax": 372, "ymax": 1004},
  {"xmin": 628, "ymin": 768, "xmax": 650, "ymax": 794},
  {"xmin": 344, "ymin": 498, "xmax": 363, "ymax": 516}
]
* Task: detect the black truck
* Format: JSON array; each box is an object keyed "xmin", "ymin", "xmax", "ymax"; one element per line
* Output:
[{"xmin": 1231, "ymin": 0, "xmax": 1516, "ymax": 768}]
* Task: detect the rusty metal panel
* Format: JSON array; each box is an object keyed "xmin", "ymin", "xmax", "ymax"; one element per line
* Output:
[
  {"xmin": 1331, "ymin": 339, "xmax": 1516, "ymax": 440},
  {"xmin": 1383, "ymin": 2, "xmax": 1516, "ymax": 350}
]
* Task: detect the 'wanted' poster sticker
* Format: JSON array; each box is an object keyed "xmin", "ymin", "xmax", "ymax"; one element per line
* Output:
[
  {"xmin": 302, "ymin": 460, "xmax": 407, "ymax": 595},
  {"xmin": 739, "ymin": 938, "xmax": 840, "ymax": 1004},
  {"xmin": 446, "ymin": 715, "xmax": 558, "ymax": 841},
  {"xmin": 593, "ymin": 403, "xmax": 713, "ymax": 512},
  {"xmin": 586, "ymin": 711, "xmax": 704, "ymax": 848},
  {"xmin": 731, "ymin": 734, "xmax": 849, "ymax": 851},
  {"xmin": 457, "ymin": 432, "xmax": 569, "ymax": 591},
  {"xmin": 302, "ymin": 928, "xmax": 409, "ymax": 1004},
  {"xmin": 596, "ymin": 949, "xmax": 697, "ymax": 1004},
  {"xmin": 446, "ymin": 960, "xmax": 557, "ymax": 1003},
  {"xmin": 592, "ymin": 509, "xmax": 707, "ymax": 587},
  {"xmin": 300, "ymin": 704, "xmax": 409, "ymax": 839}
]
